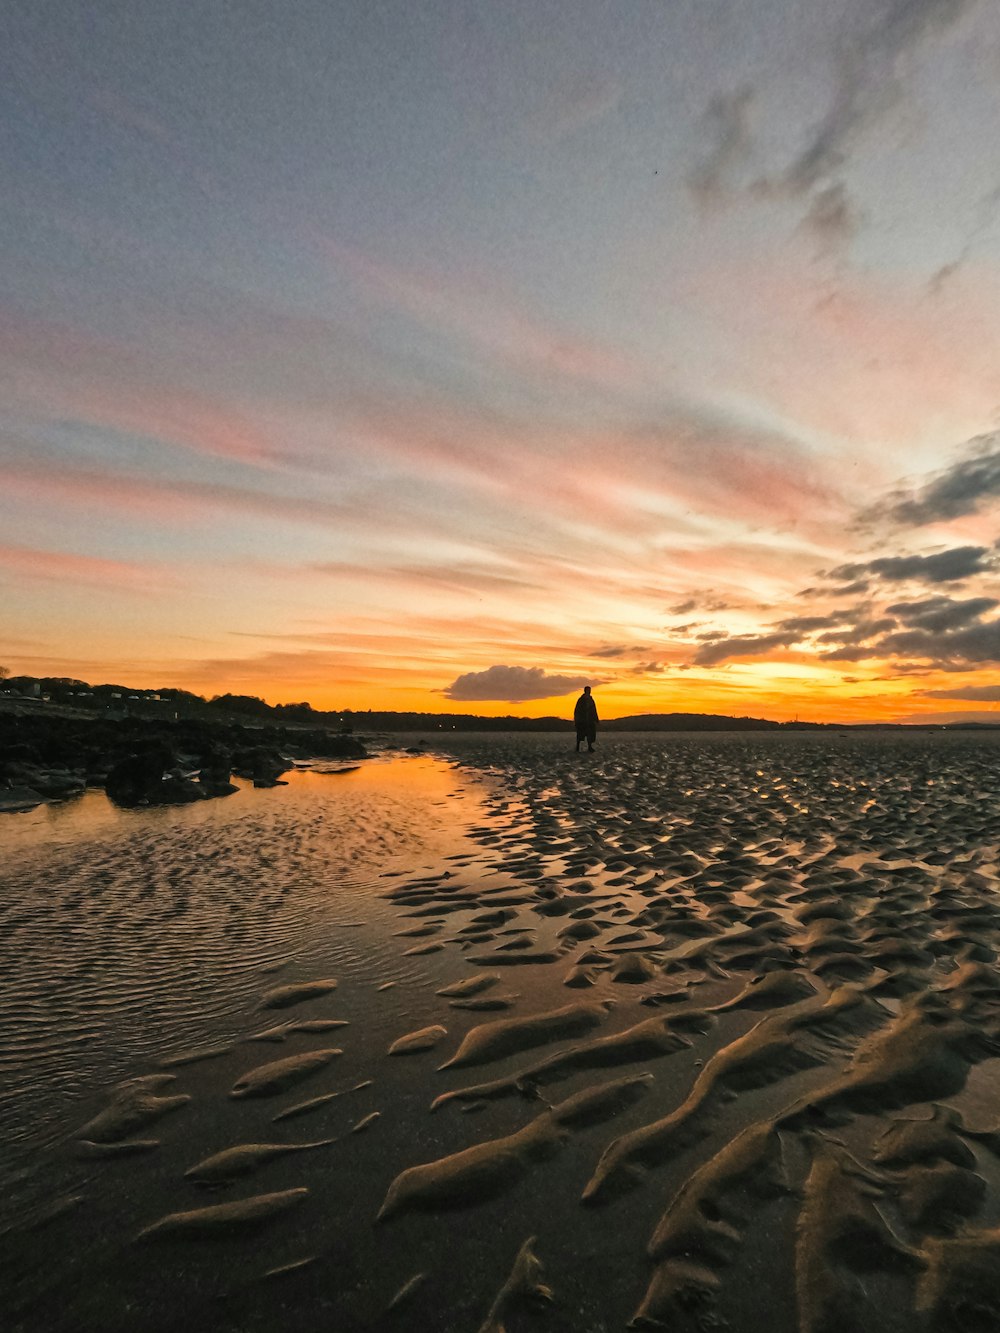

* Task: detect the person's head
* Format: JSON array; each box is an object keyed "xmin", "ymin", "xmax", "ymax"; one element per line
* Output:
[{"xmin": 583, "ymin": 685, "xmax": 591, "ymax": 695}]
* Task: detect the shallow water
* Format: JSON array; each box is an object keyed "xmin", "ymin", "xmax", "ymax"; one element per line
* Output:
[
  {"xmin": 4, "ymin": 731, "xmax": 1000, "ymax": 1332},
  {"xmin": 0, "ymin": 759, "xmax": 488, "ymax": 1180}
]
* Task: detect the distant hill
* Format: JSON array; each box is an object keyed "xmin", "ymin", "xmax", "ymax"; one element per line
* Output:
[
  {"xmin": 2, "ymin": 675, "xmax": 998, "ymax": 731},
  {"xmin": 602, "ymin": 712, "xmax": 783, "ymax": 732}
]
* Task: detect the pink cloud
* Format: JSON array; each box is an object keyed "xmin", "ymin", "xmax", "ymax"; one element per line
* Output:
[
  {"xmin": 335, "ymin": 385, "xmax": 844, "ymax": 542},
  {"xmin": 0, "ymin": 541, "xmax": 170, "ymax": 590},
  {"xmin": 307, "ymin": 559, "xmax": 542, "ymax": 596},
  {"xmin": 0, "ymin": 310, "xmax": 282, "ymax": 467},
  {"xmin": 0, "ymin": 453, "xmax": 366, "ymax": 530},
  {"xmin": 686, "ymin": 258, "xmax": 1000, "ymax": 454},
  {"xmin": 532, "ymin": 76, "xmax": 622, "ymax": 139},
  {"xmin": 313, "ymin": 233, "xmax": 642, "ymax": 393},
  {"xmin": 87, "ymin": 88, "xmax": 219, "ymax": 197}
]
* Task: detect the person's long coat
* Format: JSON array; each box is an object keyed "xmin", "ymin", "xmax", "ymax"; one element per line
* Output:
[{"xmin": 574, "ymin": 692, "xmax": 598, "ymax": 739}]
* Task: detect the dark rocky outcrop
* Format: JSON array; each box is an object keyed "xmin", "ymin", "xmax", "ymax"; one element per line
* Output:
[
  {"xmin": 0, "ymin": 785, "xmax": 47, "ymax": 813},
  {"xmin": 0, "ymin": 714, "xmax": 368, "ymax": 810},
  {"xmin": 105, "ymin": 745, "xmax": 202, "ymax": 808},
  {"xmin": 231, "ymin": 745, "xmax": 289, "ymax": 788}
]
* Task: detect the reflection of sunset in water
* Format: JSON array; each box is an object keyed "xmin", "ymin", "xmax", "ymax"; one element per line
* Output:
[
  {"xmin": 0, "ymin": 758, "xmax": 490, "ymax": 1164},
  {"xmin": 1, "ymin": 757, "xmax": 483, "ymax": 855}
]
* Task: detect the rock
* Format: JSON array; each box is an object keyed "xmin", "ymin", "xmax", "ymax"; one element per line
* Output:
[
  {"xmin": 106, "ymin": 744, "xmax": 182, "ymax": 807},
  {"xmin": 0, "ymin": 785, "xmax": 47, "ymax": 813},
  {"xmin": 0, "ymin": 712, "xmax": 367, "ymax": 807},
  {"xmin": 196, "ymin": 742, "xmax": 238, "ymax": 797},
  {"xmin": 3, "ymin": 764, "xmax": 85, "ymax": 799},
  {"xmin": 231, "ymin": 745, "xmax": 289, "ymax": 786},
  {"xmin": 29, "ymin": 768, "xmax": 87, "ymax": 799}
]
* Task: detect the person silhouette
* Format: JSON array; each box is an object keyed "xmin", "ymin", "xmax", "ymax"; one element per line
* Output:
[{"xmin": 574, "ymin": 686, "xmax": 598, "ymax": 753}]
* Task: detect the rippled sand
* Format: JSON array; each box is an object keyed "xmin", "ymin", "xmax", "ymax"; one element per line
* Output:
[{"xmin": 4, "ymin": 732, "xmax": 1000, "ymax": 1332}]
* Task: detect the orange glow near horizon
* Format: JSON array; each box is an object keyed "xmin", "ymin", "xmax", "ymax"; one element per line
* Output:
[{"xmin": 6, "ymin": 634, "xmax": 999, "ymax": 727}]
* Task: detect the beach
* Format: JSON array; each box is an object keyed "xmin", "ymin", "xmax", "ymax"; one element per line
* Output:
[{"xmin": 4, "ymin": 731, "xmax": 1000, "ymax": 1332}]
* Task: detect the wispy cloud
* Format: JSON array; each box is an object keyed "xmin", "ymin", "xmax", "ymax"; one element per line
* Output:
[
  {"xmin": 534, "ymin": 75, "xmax": 622, "ymax": 139},
  {"xmin": 0, "ymin": 310, "xmax": 283, "ymax": 467},
  {"xmin": 781, "ymin": 0, "xmax": 983, "ymax": 195},
  {"xmin": 798, "ymin": 182, "xmax": 860, "ymax": 252},
  {"xmin": 308, "ymin": 559, "xmax": 542, "ymax": 596},
  {"xmin": 687, "ymin": 88, "xmax": 755, "ymax": 207},
  {"xmin": 0, "ymin": 448, "xmax": 364, "ymax": 531},
  {"xmin": 312, "ymin": 234, "xmax": 642, "ymax": 394},
  {"xmin": 0, "ymin": 541, "xmax": 170, "ymax": 590},
  {"xmin": 87, "ymin": 87, "xmax": 219, "ymax": 198},
  {"xmin": 922, "ymin": 684, "xmax": 1000, "ymax": 700}
]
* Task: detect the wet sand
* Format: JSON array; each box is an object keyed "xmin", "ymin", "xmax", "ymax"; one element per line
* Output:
[{"xmin": 3, "ymin": 731, "xmax": 1000, "ymax": 1332}]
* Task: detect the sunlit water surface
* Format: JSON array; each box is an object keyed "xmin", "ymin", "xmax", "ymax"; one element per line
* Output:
[{"xmin": 0, "ymin": 757, "xmax": 487, "ymax": 1170}]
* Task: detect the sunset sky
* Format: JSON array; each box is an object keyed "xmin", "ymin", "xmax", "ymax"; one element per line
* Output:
[{"xmin": 3, "ymin": 0, "xmax": 1000, "ymax": 722}]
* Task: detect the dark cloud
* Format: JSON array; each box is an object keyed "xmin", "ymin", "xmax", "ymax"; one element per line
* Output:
[
  {"xmin": 691, "ymin": 610, "xmax": 862, "ymax": 665},
  {"xmin": 668, "ymin": 596, "xmax": 734, "ymax": 617},
  {"xmin": 820, "ymin": 645, "xmax": 874, "ymax": 662},
  {"xmin": 776, "ymin": 614, "xmax": 841, "ymax": 634},
  {"xmin": 872, "ymin": 622, "xmax": 1000, "ymax": 665},
  {"xmin": 691, "ymin": 587, "xmax": 1000, "ymax": 669},
  {"xmin": 877, "ymin": 437, "xmax": 1000, "ymax": 525},
  {"xmin": 631, "ymin": 661, "xmax": 667, "ymax": 675},
  {"xmin": 871, "ymin": 664, "xmax": 939, "ymax": 677},
  {"xmin": 816, "ymin": 594, "xmax": 999, "ymax": 666},
  {"xmin": 442, "ymin": 665, "xmax": 594, "ymax": 702},
  {"xmin": 831, "ymin": 579, "xmax": 870, "ymax": 596},
  {"xmin": 896, "ymin": 708, "xmax": 1000, "ymax": 722},
  {"xmin": 693, "ymin": 631, "xmax": 798, "ymax": 667},
  {"xmin": 815, "ymin": 617, "xmax": 898, "ymax": 646},
  {"xmin": 782, "ymin": 0, "xmax": 981, "ymax": 195},
  {"xmin": 922, "ymin": 685, "xmax": 1000, "ymax": 701},
  {"xmin": 926, "ymin": 183, "xmax": 1000, "ymax": 294},
  {"xmin": 880, "ymin": 0, "xmax": 980, "ymax": 50},
  {"xmin": 799, "ymin": 182, "xmax": 859, "ymax": 249},
  {"xmin": 927, "ymin": 258, "xmax": 964, "ymax": 293},
  {"xmin": 828, "ymin": 545, "xmax": 993, "ymax": 585},
  {"xmin": 691, "ymin": 0, "xmax": 981, "ymax": 255},
  {"xmin": 591, "ymin": 645, "xmax": 632, "ymax": 658},
  {"xmin": 802, "ymin": 580, "xmax": 870, "ymax": 597},
  {"xmin": 885, "ymin": 595, "xmax": 998, "ymax": 633}
]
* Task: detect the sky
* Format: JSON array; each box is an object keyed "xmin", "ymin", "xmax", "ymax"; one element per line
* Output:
[{"xmin": 3, "ymin": 0, "xmax": 1000, "ymax": 723}]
